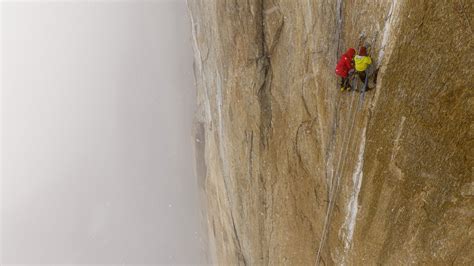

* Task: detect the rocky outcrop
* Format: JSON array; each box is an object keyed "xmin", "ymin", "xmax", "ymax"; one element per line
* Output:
[{"xmin": 188, "ymin": 0, "xmax": 473, "ymax": 265}]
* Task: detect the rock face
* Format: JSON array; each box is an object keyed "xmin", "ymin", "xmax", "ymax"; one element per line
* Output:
[{"xmin": 188, "ymin": 0, "xmax": 473, "ymax": 265}]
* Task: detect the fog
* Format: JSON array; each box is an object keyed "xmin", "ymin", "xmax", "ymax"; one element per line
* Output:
[{"xmin": 1, "ymin": 1, "xmax": 206, "ymax": 264}]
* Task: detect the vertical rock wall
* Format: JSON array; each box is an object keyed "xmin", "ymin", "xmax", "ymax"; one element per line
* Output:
[{"xmin": 188, "ymin": 0, "xmax": 473, "ymax": 265}]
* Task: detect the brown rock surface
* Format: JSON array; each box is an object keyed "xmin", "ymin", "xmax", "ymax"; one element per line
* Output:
[{"xmin": 188, "ymin": 0, "xmax": 473, "ymax": 265}]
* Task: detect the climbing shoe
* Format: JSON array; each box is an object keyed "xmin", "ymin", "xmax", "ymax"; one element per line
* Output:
[{"xmin": 340, "ymin": 87, "xmax": 346, "ymax": 92}]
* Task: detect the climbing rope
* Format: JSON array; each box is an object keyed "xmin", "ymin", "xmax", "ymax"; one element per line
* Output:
[{"xmin": 316, "ymin": 73, "xmax": 369, "ymax": 265}]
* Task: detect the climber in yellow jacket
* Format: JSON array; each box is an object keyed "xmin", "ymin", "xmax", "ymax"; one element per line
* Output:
[{"xmin": 354, "ymin": 46, "xmax": 372, "ymax": 89}]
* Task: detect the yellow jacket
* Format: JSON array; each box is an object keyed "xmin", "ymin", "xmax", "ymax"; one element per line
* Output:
[{"xmin": 354, "ymin": 55, "xmax": 372, "ymax": 71}]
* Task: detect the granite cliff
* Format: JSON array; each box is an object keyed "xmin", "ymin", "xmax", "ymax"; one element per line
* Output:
[{"xmin": 188, "ymin": 0, "xmax": 473, "ymax": 264}]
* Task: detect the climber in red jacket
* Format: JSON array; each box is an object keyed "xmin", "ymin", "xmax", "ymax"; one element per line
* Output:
[{"xmin": 335, "ymin": 48, "xmax": 356, "ymax": 91}]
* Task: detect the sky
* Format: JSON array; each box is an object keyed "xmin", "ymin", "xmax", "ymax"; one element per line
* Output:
[{"xmin": 1, "ymin": 0, "xmax": 207, "ymax": 264}]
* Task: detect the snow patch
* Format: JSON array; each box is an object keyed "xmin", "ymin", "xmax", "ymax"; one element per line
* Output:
[
  {"xmin": 187, "ymin": 5, "xmax": 212, "ymax": 123},
  {"xmin": 378, "ymin": 0, "xmax": 398, "ymax": 65},
  {"xmin": 215, "ymin": 69, "xmax": 228, "ymax": 176},
  {"xmin": 188, "ymin": 8, "xmax": 203, "ymax": 74},
  {"xmin": 342, "ymin": 126, "xmax": 367, "ymax": 254}
]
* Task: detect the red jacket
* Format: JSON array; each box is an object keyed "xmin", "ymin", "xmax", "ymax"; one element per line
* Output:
[{"xmin": 335, "ymin": 48, "xmax": 355, "ymax": 78}]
